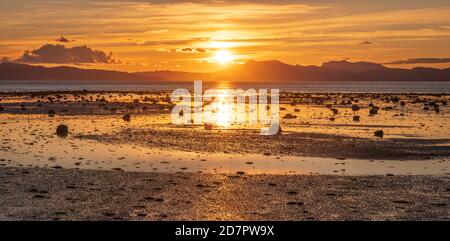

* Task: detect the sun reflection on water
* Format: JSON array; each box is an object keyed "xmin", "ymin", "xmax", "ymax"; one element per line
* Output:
[{"xmin": 209, "ymin": 89, "xmax": 235, "ymax": 127}]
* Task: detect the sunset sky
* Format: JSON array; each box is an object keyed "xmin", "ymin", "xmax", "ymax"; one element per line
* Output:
[{"xmin": 1, "ymin": 0, "xmax": 450, "ymax": 72}]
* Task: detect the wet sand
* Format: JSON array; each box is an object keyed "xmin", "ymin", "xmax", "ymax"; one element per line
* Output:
[
  {"xmin": 0, "ymin": 166, "xmax": 449, "ymax": 221},
  {"xmin": 79, "ymin": 128, "xmax": 450, "ymax": 160}
]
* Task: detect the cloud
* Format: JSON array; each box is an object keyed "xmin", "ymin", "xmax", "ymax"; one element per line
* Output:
[
  {"xmin": 137, "ymin": 38, "xmax": 211, "ymax": 47},
  {"xmin": 384, "ymin": 58, "xmax": 450, "ymax": 65},
  {"xmin": 195, "ymin": 48, "xmax": 207, "ymax": 53},
  {"xmin": 359, "ymin": 41, "xmax": 373, "ymax": 45},
  {"xmin": 54, "ymin": 36, "xmax": 74, "ymax": 43},
  {"xmin": 122, "ymin": 0, "xmax": 317, "ymax": 4},
  {"xmin": 179, "ymin": 47, "xmax": 209, "ymax": 53},
  {"xmin": 17, "ymin": 44, "xmax": 120, "ymax": 64}
]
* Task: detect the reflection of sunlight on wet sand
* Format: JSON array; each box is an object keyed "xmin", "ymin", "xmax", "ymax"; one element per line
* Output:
[
  {"xmin": 205, "ymin": 88, "xmax": 269, "ymax": 128},
  {"xmin": 0, "ymin": 107, "xmax": 449, "ymax": 175},
  {"xmin": 206, "ymin": 89, "xmax": 236, "ymax": 127},
  {"xmin": 1, "ymin": 92, "xmax": 449, "ymax": 176},
  {"xmin": 208, "ymin": 89, "xmax": 235, "ymax": 127}
]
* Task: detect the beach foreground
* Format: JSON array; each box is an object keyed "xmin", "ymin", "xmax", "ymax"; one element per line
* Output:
[
  {"xmin": 0, "ymin": 166, "xmax": 449, "ymax": 221},
  {"xmin": 0, "ymin": 91, "xmax": 449, "ymax": 220}
]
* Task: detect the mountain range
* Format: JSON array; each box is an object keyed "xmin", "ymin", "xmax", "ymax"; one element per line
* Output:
[{"xmin": 1, "ymin": 60, "xmax": 450, "ymax": 83}]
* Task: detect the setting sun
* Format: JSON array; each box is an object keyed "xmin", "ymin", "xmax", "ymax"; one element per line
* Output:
[{"xmin": 213, "ymin": 50, "xmax": 234, "ymax": 64}]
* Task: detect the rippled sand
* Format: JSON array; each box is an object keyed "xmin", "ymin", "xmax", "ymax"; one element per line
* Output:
[{"xmin": 1, "ymin": 166, "xmax": 449, "ymax": 221}]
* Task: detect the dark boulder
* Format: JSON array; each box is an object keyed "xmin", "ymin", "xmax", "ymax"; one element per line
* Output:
[
  {"xmin": 374, "ymin": 130, "xmax": 384, "ymax": 138},
  {"xmin": 56, "ymin": 124, "xmax": 69, "ymax": 138},
  {"xmin": 48, "ymin": 109, "xmax": 55, "ymax": 117},
  {"xmin": 351, "ymin": 105, "xmax": 360, "ymax": 111},
  {"xmin": 122, "ymin": 113, "xmax": 131, "ymax": 122}
]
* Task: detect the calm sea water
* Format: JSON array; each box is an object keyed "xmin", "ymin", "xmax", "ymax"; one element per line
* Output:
[{"xmin": 0, "ymin": 80, "xmax": 450, "ymax": 93}]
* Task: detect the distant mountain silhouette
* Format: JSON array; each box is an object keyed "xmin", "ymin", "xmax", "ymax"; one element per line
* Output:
[
  {"xmin": 139, "ymin": 60, "xmax": 450, "ymax": 82},
  {"xmin": 321, "ymin": 60, "xmax": 386, "ymax": 73},
  {"xmin": 1, "ymin": 60, "xmax": 450, "ymax": 83},
  {"xmin": 0, "ymin": 62, "xmax": 165, "ymax": 82}
]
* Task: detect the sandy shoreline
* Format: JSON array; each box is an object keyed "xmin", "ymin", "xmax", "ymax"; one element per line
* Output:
[{"xmin": 1, "ymin": 166, "xmax": 449, "ymax": 221}]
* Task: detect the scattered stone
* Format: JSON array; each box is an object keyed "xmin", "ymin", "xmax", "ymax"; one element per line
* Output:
[
  {"xmin": 287, "ymin": 201, "xmax": 304, "ymax": 206},
  {"xmin": 122, "ymin": 113, "xmax": 131, "ymax": 122},
  {"xmin": 282, "ymin": 113, "xmax": 297, "ymax": 119},
  {"xmin": 374, "ymin": 130, "xmax": 384, "ymax": 138},
  {"xmin": 56, "ymin": 124, "xmax": 69, "ymax": 138},
  {"xmin": 48, "ymin": 109, "xmax": 55, "ymax": 117},
  {"xmin": 204, "ymin": 123, "xmax": 213, "ymax": 130}
]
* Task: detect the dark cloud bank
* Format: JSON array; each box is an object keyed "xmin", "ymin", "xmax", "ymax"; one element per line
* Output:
[
  {"xmin": 17, "ymin": 44, "xmax": 119, "ymax": 64},
  {"xmin": 385, "ymin": 58, "xmax": 450, "ymax": 65},
  {"xmin": 54, "ymin": 36, "xmax": 74, "ymax": 43}
]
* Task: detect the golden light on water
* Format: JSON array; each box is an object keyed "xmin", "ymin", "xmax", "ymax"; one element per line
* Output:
[
  {"xmin": 210, "ymin": 89, "xmax": 234, "ymax": 127},
  {"xmin": 204, "ymin": 89, "xmax": 265, "ymax": 128}
]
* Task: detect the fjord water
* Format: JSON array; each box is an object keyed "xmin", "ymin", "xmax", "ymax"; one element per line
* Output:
[{"xmin": 1, "ymin": 80, "xmax": 450, "ymax": 93}]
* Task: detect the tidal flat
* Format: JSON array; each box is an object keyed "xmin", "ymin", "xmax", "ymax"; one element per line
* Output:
[{"xmin": 0, "ymin": 91, "xmax": 449, "ymax": 220}]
